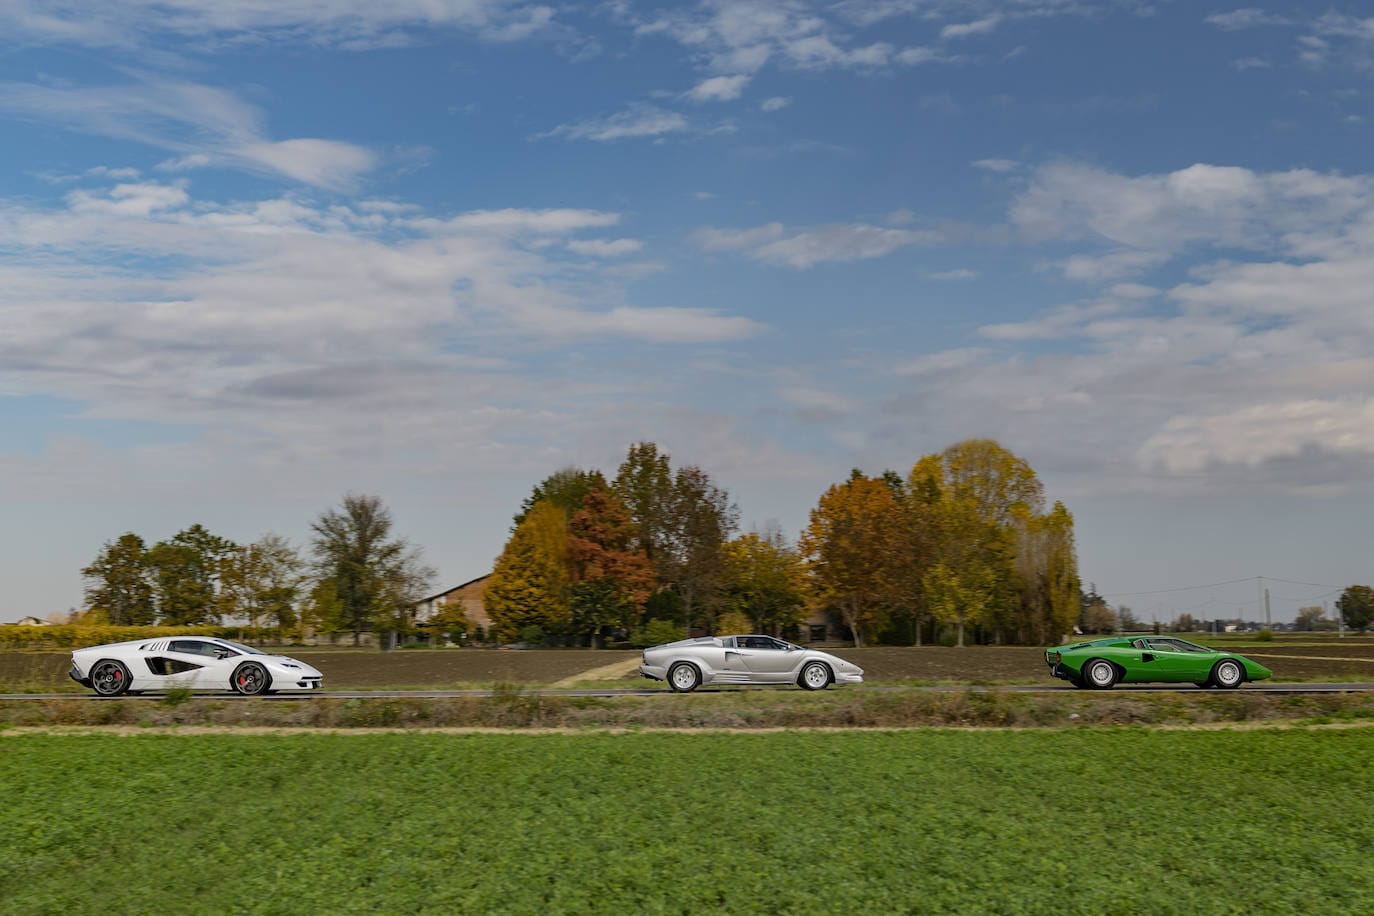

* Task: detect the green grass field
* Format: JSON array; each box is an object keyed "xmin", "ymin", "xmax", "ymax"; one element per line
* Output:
[{"xmin": 4, "ymin": 729, "xmax": 1373, "ymax": 914}]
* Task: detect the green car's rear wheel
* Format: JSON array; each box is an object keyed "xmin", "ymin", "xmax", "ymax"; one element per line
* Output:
[
  {"xmin": 1084, "ymin": 658, "xmax": 1119, "ymax": 690},
  {"xmin": 1210, "ymin": 659, "xmax": 1244, "ymax": 689}
]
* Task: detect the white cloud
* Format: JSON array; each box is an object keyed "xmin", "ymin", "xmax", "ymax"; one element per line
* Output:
[
  {"xmin": 1232, "ymin": 56, "xmax": 1271, "ymax": 70},
  {"xmin": 694, "ymin": 220, "xmax": 937, "ymax": 268},
  {"xmin": 1205, "ymin": 9, "xmax": 1293, "ymax": 31},
  {"xmin": 760, "ymin": 96, "xmax": 791, "ymax": 112},
  {"xmin": 895, "ymin": 347, "xmax": 987, "ymax": 375},
  {"xmin": 567, "ymin": 238, "xmax": 643, "ymax": 257},
  {"xmin": 685, "ymin": 74, "xmax": 751, "ymax": 103},
  {"xmin": 0, "ymin": 0, "xmax": 566, "ymax": 51},
  {"xmin": 1139, "ymin": 400, "xmax": 1374, "ymax": 473},
  {"xmin": 928, "ymin": 268, "xmax": 976, "ymax": 280},
  {"xmin": 973, "ymin": 157, "xmax": 1018, "ymax": 173},
  {"xmin": 941, "ymin": 15, "xmax": 1001, "ymax": 40},
  {"xmin": 539, "ymin": 103, "xmax": 689, "ymax": 142},
  {"xmin": 0, "ymin": 78, "xmax": 377, "ymax": 188}
]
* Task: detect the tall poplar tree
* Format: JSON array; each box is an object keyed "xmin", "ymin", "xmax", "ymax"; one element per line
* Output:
[{"xmin": 484, "ymin": 499, "xmax": 572, "ymax": 643}]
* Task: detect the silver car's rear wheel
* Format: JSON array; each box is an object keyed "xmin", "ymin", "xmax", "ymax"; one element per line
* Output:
[
  {"xmin": 1211, "ymin": 659, "xmax": 1244, "ymax": 689},
  {"xmin": 232, "ymin": 662, "xmax": 271, "ymax": 696},
  {"xmin": 799, "ymin": 661, "xmax": 831, "ymax": 691},
  {"xmin": 668, "ymin": 662, "xmax": 700, "ymax": 693},
  {"xmin": 91, "ymin": 659, "xmax": 131, "ymax": 697},
  {"xmin": 1084, "ymin": 658, "xmax": 1118, "ymax": 690}
]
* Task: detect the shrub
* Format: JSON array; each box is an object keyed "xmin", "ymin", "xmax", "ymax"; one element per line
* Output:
[
  {"xmin": 1255, "ymin": 629, "xmax": 1275, "ymax": 642},
  {"xmin": 629, "ymin": 620, "xmax": 686, "ymax": 648},
  {"xmin": 0, "ymin": 625, "xmax": 286, "ymax": 650}
]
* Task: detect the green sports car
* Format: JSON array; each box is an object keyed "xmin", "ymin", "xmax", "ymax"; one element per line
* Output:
[{"xmin": 1045, "ymin": 636, "xmax": 1273, "ymax": 689}]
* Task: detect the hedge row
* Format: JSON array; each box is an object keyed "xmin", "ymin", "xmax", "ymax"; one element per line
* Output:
[{"xmin": 0, "ymin": 625, "xmax": 287, "ymax": 649}]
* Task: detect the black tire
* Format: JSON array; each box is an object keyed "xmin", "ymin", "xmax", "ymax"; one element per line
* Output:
[
  {"xmin": 798, "ymin": 661, "xmax": 831, "ymax": 691},
  {"xmin": 90, "ymin": 659, "xmax": 131, "ymax": 697},
  {"xmin": 1210, "ymin": 658, "xmax": 1245, "ymax": 689},
  {"xmin": 232, "ymin": 661, "xmax": 271, "ymax": 696},
  {"xmin": 1069, "ymin": 675, "xmax": 1087, "ymax": 689},
  {"xmin": 1083, "ymin": 658, "xmax": 1119, "ymax": 690},
  {"xmin": 667, "ymin": 662, "xmax": 701, "ymax": 693}
]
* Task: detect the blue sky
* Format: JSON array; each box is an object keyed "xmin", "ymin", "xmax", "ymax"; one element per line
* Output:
[{"xmin": 1, "ymin": 1, "xmax": 1368, "ymax": 624}]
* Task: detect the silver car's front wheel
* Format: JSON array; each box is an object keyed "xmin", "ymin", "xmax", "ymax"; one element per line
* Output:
[
  {"xmin": 799, "ymin": 661, "xmax": 830, "ymax": 691},
  {"xmin": 1211, "ymin": 659, "xmax": 1244, "ymax": 689},
  {"xmin": 91, "ymin": 659, "xmax": 131, "ymax": 697},
  {"xmin": 668, "ymin": 662, "xmax": 700, "ymax": 693}
]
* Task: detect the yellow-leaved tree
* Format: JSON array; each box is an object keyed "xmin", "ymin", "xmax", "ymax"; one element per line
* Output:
[
  {"xmin": 799, "ymin": 473, "xmax": 903, "ymax": 647},
  {"xmin": 483, "ymin": 499, "xmax": 572, "ymax": 643}
]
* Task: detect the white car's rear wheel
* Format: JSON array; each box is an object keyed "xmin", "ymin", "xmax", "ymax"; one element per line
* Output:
[
  {"xmin": 233, "ymin": 662, "xmax": 271, "ymax": 696},
  {"xmin": 1211, "ymin": 659, "xmax": 1244, "ymax": 689},
  {"xmin": 799, "ymin": 661, "xmax": 831, "ymax": 691},
  {"xmin": 668, "ymin": 662, "xmax": 700, "ymax": 693},
  {"xmin": 90, "ymin": 659, "xmax": 131, "ymax": 697}
]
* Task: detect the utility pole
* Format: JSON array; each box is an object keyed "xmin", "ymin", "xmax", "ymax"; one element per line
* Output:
[{"xmin": 1264, "ymin": 588, "xmax": 1271, "ymax": 628}]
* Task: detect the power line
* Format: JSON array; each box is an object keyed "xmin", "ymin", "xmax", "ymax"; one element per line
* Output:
[{"xmin": 1102, "ymin": 575, "xmax": 1345, "ymax": 599}]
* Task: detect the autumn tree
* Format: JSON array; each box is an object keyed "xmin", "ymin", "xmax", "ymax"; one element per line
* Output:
[
  {"xmin": 923, "ymin": 559, "xmax": 998, "ymax": 648},
  {"xmin": 82, "ymin": 533, "xmax": 155, "ymax": 625},
  {"xmin": 723, "ymin": 528, "xmax": 806, "ymax": 635},
  {"xmin": 800, "ymin": 474, "xmax": 904, "ymax": 647},
  {"xmin": 566, "ymin": 481, "xmax": 655, "ymax": 645},
  {"xmin": 310, "ymin": 494, "xmax": 435, "ymax": 647},
  {"xmin": 1337, "ymin": 585, "xmax": 1374, "ymax": 631},
  {"xmin": 483, "ymin": 499, "xmax": 573, "ymax": 643}
]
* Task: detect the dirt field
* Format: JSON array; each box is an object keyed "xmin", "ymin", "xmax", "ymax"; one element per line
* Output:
[{"xmin": 5, "ymin": 641, "xmax": 1374, "ymax": 692}]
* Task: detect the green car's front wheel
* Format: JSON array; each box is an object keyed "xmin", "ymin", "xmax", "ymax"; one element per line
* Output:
[
  {"xmin": 1210, "ymin": 659, "xmax": 1245, "ymax": 689},
  {"xmin": 1084, "ymin": 658, "xmax": 1119, "ymax": 690}
]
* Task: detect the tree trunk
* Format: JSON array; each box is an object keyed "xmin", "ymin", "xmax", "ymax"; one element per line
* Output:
[{"xmin": 957, "ymin": 620, "xmax": 965, "ymax": 648}]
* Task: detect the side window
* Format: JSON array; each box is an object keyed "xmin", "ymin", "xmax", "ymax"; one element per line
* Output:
[{"xmin": 169, "ymin": 640, "xmax": 203, "ymax": 655}]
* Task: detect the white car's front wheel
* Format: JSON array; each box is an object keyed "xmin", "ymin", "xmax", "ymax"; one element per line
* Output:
[
  {"xmin": 799, "ymin": 661, "xmax": 831, "ymax": 691},
  {"xmin": 232, "ymin": 662, "xmax": 271, "ymax": 696},
  {"xmin": 668, "ymin": 662, "xmax": 700, "ymax": 693}
]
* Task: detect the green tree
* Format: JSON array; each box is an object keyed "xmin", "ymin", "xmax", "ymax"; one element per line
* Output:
[
  {"xmin": 81, "ymin": 533, "xmax": 155, "ymax": 625},
  {"xmin": 664, "ymin": 465, "xmax": 738, "ymax": 631},
  {"xmin": 512, "ymin": 466, "xmax": 600, "ymax": 530},
  {"xmin": 800, "ymin": 474, "xmax": 903, "ymax": 647},
  {"xmin": 723, "ymin": 528, "xmax": 806, "ymax": 635},
  {"xmin": 923, "ymin": 559, "xmax": 998, "ymax": 648},
  {"xmin": 310, "ymin": 494, "xmax": 435, "ymax": 647},
  {"xmin": 612, "ymin": 442, "xmax": 675, "ymax": 569},
  {"xmin": 484, "ymin": 499, "xmax": 572, "ymax": 643},
  {"xmin": 1336, "ymin": 585, "xmax": 1374, "ymax": 631},
  {"xmin": 146, "ymin": 525, "xmax": 240, "ymax": 625},
  {"xmin": 222, "ymin": 534, "xmax": 306, "ymax": 633},
  {"xmin": 301, "ymin": 579, "xmax": 348, "ymax": 641}
]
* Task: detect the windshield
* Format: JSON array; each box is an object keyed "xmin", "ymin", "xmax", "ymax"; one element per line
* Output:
[{"xmin": 213, "ymin": 639, "xmax": 265, "ymax": 655}]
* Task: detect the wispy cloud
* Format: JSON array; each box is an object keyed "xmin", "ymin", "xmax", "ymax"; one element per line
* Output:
[
  {"xmin": 693, "ymin": 220, "xmax": 938, "ymax": 268},
  {"xmin": 685, "ymin": 74, "xmax": 751, "ymax": 103},
  {"xmin": 0, "ymin": 77, "xmax": 377, "ymax": 188},
  {"xmin": 537, "ymin": 102, "xmax": 689, "ymax": 142},
  {"xmin": 941, "ymin": 14, "xmax": 1001, "ymax": 40}
]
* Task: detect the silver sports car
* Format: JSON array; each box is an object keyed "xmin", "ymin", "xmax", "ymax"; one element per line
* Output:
[
  {"xmin": 70, "ymin": 636, "xmax": 324, "ymax": 697},
  {"xmin": 640, "ymin": 635, "xmax": 864, "ymax": 692}
]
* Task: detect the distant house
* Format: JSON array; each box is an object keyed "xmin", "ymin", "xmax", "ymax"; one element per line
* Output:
[
  {"xmin": 13, "ymin": 616, "xmax": 48, "ymax": 626},
  {"xmin": 414, "ymin": 575, "xmax": 492, "ymax": 636}
]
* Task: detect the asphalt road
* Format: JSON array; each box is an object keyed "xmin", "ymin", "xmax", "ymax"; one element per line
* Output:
[{"xmin": 4, "ymin": 683, "xmax": 1374, "ymax": 700}]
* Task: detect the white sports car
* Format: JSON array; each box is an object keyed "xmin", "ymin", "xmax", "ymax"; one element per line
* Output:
[
  {"xmin": 70, "ymin": 636, "xmax": 324, "ymax": 697},
  {"xmin": 640, "ymin": 635, "xmax": 864, "ymax": 693}
]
